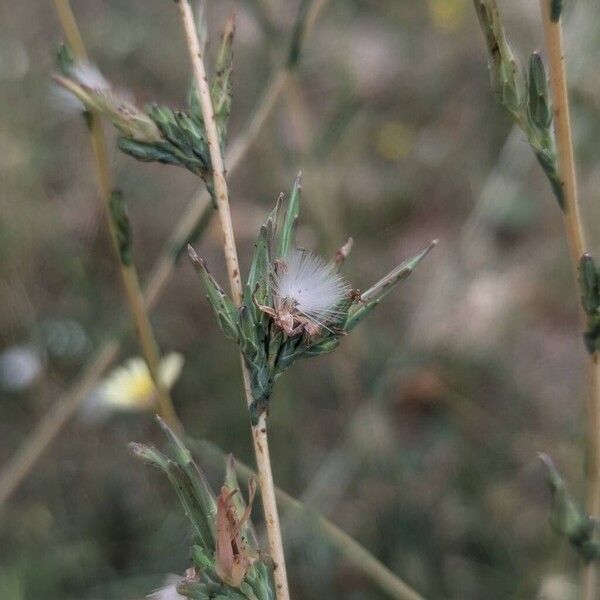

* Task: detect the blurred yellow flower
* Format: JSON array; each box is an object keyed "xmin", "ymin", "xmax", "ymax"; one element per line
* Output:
[
  {"xmin": 101, "ymin": 353, "xmax": 184, "ymax": 412},
  {"xmin": 428, "ymin": 0, "xmax": 469, "ymax": 33},
  {"xmin": 374, "ymin": 120, "xmax": 413, "ymax": 162}
]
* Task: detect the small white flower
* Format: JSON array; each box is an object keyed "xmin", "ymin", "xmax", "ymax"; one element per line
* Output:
[
  {"xmin": 99, "ymin": 353, "xmax": 184, "ymax": 412},
  {"xmin": 0, "ymin": 345, "xmax": 42, "ymax": 392},
  {"xmin": 273, "ymin": 250, "xmax": 350, "ymax": 324}
]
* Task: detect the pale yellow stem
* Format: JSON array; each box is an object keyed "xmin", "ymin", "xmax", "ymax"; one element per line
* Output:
[
  {"xmin": 53, "ymin": 0, "xmax": 181, "ymax": 432},
  {"xmin": 175, "ymin": 1, "xmax": 290, "ymax": 597},
  {"xmin": 539, "ymin": 3, "xmax": 600, "ymax": 598}
]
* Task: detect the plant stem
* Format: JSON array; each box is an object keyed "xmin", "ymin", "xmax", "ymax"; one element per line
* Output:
[
  {"xmin": 53, "ymin": 0, "xmax": 181, "ymax": 432},
  {"xmin": 194, "ymin": 438, "xmax": 426, "ymax": 600},
  {"xmin": 0, "ymin": 0, "xmax": 327, "ymax": 515},
  {"xmin": 174, "ymin": 1, "xmax": 290, "ymax": 597},
  {"xmin": 539, "ymin": 3, "xmax": 600, "ymax": 597}
]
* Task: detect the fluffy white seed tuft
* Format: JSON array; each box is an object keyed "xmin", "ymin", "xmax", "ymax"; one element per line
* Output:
[{"xmin": 273, "ymin": 250, "xmax": 350, "ymax": 323}]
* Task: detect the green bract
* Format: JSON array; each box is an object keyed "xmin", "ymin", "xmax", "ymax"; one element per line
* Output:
[
  {"xmin": 473, "ymin": 0, "xmax": 564, "ymax": 210},
  {"xmin": 579, "ymin": 254, "xmax": 600, "ymax": 354},
  {"xmin": 190, "ymin": 175, "xmax": 436, "ymax": 423}
]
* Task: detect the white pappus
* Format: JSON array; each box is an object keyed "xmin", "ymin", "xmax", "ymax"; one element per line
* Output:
[{"xmin": 258, "ymin": 249, "xmax": 352, "ymax": 338}]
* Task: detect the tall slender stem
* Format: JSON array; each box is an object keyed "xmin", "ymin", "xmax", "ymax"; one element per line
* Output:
[
  {"xmin": 539, "ymin": 3, "xmax": 600, "ymax": 597},
  {"xmin": 53, "ymin": 0, "xmax": 181, "ymax": 432},
  {"xmin": 174, "ymin": 1, "xmax": 290, "ymax": 597}
]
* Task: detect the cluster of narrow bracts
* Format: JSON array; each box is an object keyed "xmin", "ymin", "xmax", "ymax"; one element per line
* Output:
[
  {"xmin": 132, "ymin": 419, "xmax": 274, "ymax": 600},
  {"xmin": 473, "ymin": 0, "xmax": 564, "ymax": 209},
  {"xmin": 189, "ymin": 174, "xmax": 436, "ymax": 421},
  {"xmin": 53, "ymin": 14, "xmax": 234, "ymax": 189}
]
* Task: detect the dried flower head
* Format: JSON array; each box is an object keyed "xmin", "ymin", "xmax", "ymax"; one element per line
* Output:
[
  {"xmin": 189, "ymin": 174, "xmax": 436, "ymax": 421},
  {"xmin": 215, "ymin": 480, "xmax": 258, "ymax": 587},
  {"xmin": 260, "ymin": 250, "xmax": 351, "ymax": 338}
]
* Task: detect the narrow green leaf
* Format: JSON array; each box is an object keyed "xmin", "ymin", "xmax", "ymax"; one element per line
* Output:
[
  {"xmin": 276, "ymin": 173, "xmax": 301, "ymax": 259},
  {"xmin": 108, "ymin": 190, "xmax": 133, "ymax": 266},
  {"xmin": 130, "ymin": 442, "xmax": 213, "ymax": 549},
  {"xmin": 56, "ymin": 44, "xmax": 75, "ymax": 77},
  {"xmin": 345, "ymin": 240, "xmax": 437, "ymax": 332},
  {"xmin": 286, "ymin": 0, "xmax": 311, "ymax": 68},
  {"xmin": 539, "ymin": 453, "xmax": 599, "ymax": 561},
  {"xmin": 157, "ymin": 417, "xmax": 218, "ymax": 544},
  {"xmin": 580, "ymin": 254, "xmax": 600, "ymax": 315},
  {"xmin": 188, "ymin": 246, "xmax": 239, "ymax": 342},
  {"xmin": 528, "ymin": 52, "xmax": 552, "ymax": 130},
  {"xmin": 211, "ymin": 13, "xmax": 236, "ymax": 147}
]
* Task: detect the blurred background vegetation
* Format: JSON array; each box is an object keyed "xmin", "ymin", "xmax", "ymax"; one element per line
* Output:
[{"xmin": 2, "ymin": 0, "xmax": 600, "ymax": 598}]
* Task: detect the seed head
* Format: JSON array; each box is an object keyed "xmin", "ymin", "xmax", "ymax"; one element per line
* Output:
[{"xmin": 273, "ymin": 250, "xmax": 350, "ymax": 326}]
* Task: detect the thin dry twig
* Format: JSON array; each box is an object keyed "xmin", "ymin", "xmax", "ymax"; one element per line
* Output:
[
  {"xmin": 174, "ymin": 1, "xmax": 289, "ymax": 597},
  {"xmin": 52, "ymin": 0, "xmax": 181, "ymax": 432}
]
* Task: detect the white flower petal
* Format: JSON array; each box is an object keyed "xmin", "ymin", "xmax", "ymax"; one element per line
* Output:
[
  {"xmin": 159, "ymin": 353, "xmax": 185, "ymax": 389},
  {"xmin": 96, "ymin": 353, "xmax": 184, "ymax": 413}
]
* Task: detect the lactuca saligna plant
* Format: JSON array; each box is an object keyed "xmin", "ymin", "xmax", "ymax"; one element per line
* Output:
[
  {"xmin": 132, "ymin": 418, "xmax": 274, "ymax": 600},
  {"xmin": 189, "ymin": 175, "xmax": 436, "ymax": 421}
]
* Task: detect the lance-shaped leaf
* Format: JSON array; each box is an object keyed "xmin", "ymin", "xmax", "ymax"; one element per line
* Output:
[
  {"xmin": 56, "ymin": 44, "xmax": 75, "ymax": 78},
  {"xmin": 246, "ymin": 224, "xmax": 272, "ymax": 316},
  {"xmin": 302, "ymin": 336, "xmax": 339, "ymax": 358},
  {"xmin": 276, "ymin": 173, "xmax": 301, "ymax": 259},
  {"xmin": 117, "ymin": 137, "xmax": 182, "ymax": 167},
  {"xmin": 130, "ymin": 443, "xmax": 214, "ymax": 549},
  {"xmin": 528, "ymin": 52, "xmax": 552, "ymax": 131},
  {"xmin": 472, "ymin": 0, "xmax": 526, "ymax": 118},
  {"xmin": 108, "ymin": 190, "xmax": 132, "ymax": 266},
  {"xmin": 211, "ymin": 13, "xmax": 236, "ymax": 147},
  {"xmin": 539, "ymin": 453, "xmax": 600, "ymax": 561},
  {"xmin": 580, "ymin": 254, "xmax": 600, "ymax": 315},
  {"xmin": 344, "ymin": 240, "xmax": 437, "ymax": 332},
  {"xmin": 157, "ymin": 417, "xmax": 218, "ymax": 548},
  {"xmin": 238, "ymin": 306, "xmax": 261, "ymax": 362},
  {"xmin": 286, "ymin": 0, "xmax": 311, "ymax": 68},
  {"xmin": 188, "ymin": 246, "xmax": 240, "ymax": 342}
]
